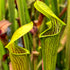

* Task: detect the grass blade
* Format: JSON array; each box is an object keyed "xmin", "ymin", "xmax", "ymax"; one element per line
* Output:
[
  {"xmin": 66, "ymin": 0, "xmax": 70, "ymax": 69},
  {"xmin": 0, "ymin": 40, "xmax": 9, "ymax": 70},
  {"xmin": 16, "ymin": 0, "xmax": 33, "ymax": 50}
]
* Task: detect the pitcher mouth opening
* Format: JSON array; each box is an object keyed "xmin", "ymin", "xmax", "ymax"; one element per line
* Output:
[
  {"xmin": 9, "ymin": 45, "xmax": 30, "ymax": 56},
  {"xmin": 39, "ymin": 19, "xmax": 62, "ymax": 38}
]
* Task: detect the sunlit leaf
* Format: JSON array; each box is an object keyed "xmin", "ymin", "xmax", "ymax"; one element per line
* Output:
[{"xmin": 5, "ymin": 22, "xmax": 33, "ymax": 48}]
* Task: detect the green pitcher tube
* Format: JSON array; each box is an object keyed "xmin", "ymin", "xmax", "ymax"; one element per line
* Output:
[
  {"xmin": 40, "ymin": 34, "xmax": 59, "ymax": 70},
  {"xmin": 8, "ymin": 44, "xmax": 30, "ymax": 70},
  {"xmin": 5, "ymin": 22, "xmax": 33, "ymax": 70},
  {"xmin": 34, "ymin": 1, "xmax": 66, "ymax": 70},
  {"xmin": 39, "ymin": 18, "xmax": 65, "ymax": 70},
  {"xmin": 4, "ymin": 22, "xmax": 33, "ymax": 70}
]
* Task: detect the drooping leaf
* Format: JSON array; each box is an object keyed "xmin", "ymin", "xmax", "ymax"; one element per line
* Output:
[{"xmin": 5, "ymin": 22, "xmax": 33, "ymax": 48}]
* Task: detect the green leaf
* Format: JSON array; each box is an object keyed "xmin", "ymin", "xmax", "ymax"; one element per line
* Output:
[
  {"xmin": 8, "ymin": 0, "xmax": 15, "ymax": 34},
  {"xmin": 0, "ymin": 0, "xmax": 5, "ymax": 20},
  {"xmin": 5, "ymin": 22, "xmax": 33, "ymax": 48},
  {"xmin": 34, "ymin": 1, "xmax": 66, "ymax": 25},
  {"xmin": 16, "ymin": 0, "xmax": 33, "ymax": 51},
  {"xmin": 0, "ymin": 40, "xmax": 9, "ymax": 70}
]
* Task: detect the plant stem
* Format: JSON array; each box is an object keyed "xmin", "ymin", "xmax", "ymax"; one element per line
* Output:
[
  {"xmin": 0, "ymin": 40, "xmax": 9, "ymax": 70},
  {"xmin": 50, "ymin": 0, "xmax": 58, "ymax": 16},
  {"xmin": 0, "ymin": 0, "xmax": 5, "ymax": 20},
  {"xmin": 33, "ymin": 34, "xmax": 38, "ymax": 70},
  {"xmin": 16, "ymin": 0, "xmax": 33, "ymax": 50},
  {"xmin": 66, "ymin": 0, "xmax": 70, "ymax": 70},
  {"xmin": 8, "ymin": 0, "xmax": 18, "ymax": 45},
  {"xmin": 59, "ymin": 7, "xmax": 67, "ymax": 18},
  {"xmin": 1, "ymin": 0, "xmax": 5, "ymax": 19},
  {"xmin": 8, "ymin": 0, "xmax": 15, "ymax": 34},
  {"xmin": 0, "ymin": 0, "xmax": 2, "ymax": 20}
]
